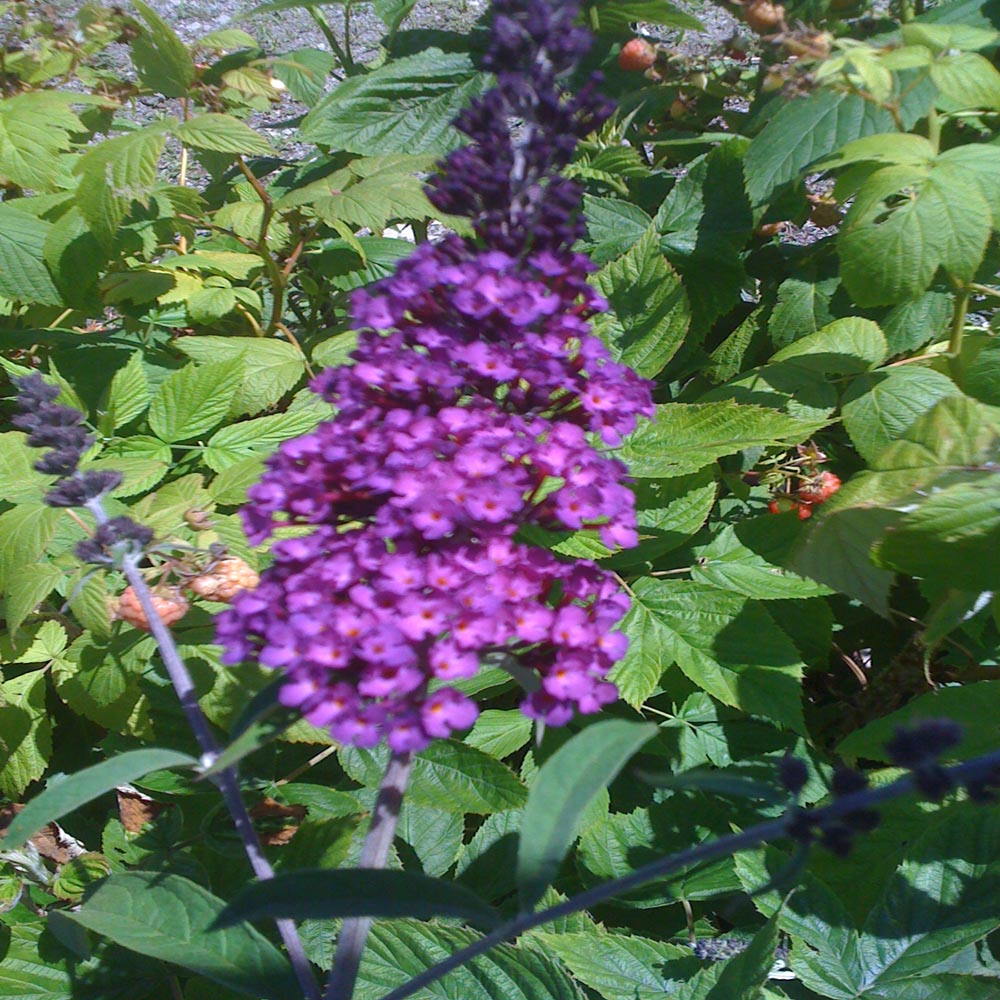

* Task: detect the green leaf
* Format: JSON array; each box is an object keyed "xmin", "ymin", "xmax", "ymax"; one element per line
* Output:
[
  {"xmin": 131, "ymin": 0, "xmax": 196, "ymax": 97},
  {"xmin": 931, "ymin": 52, "xmax": 1000, "ymax": 110},
  {"xmin": 301, "ymin": 49, "xmax": 491, "ymax": 155},
  {"xmin": 340, "ymin": 740, "xmax": 526, "ymax": 814},
  {"xmin": 517, "ymin": 720, "xmax": 656, "ymax": 911},
  {"xmin": 0, "ymin": 671, "xmax": 51, "ymax": 799},
  {"xmin": 396, "ymin": 802, "xmax": 464, "ymax": 877},
  {"xmin": 591, "ymin": 229, "xmax": 690, "ymax": 378},
  {"xmin": 582, "ymin": 195, "xmax": 653, "ymax": 264},
  {"xmin": 466, "ymin": 710, "xmax": 533, "ymax": 760},
  {"xmin": 531, "ymin": 931, "xmax": 701, "ymax": 1000},
  {"xmin": 210, "ymin": 456, "xmax": 266, "ymax": 506},
  {"xmin": 0, "ymin": 92, "xmax": 82, "ymax": 192},
  {"xmin": 745, "ymin": 90, "xmax": 896, "ymax": 206},
  {"xmin": 271, "ymin": 48, "xmax": 336, "ymax": 106},
  {"xmin": 52, "ymin": 853, "xmax": 112, "ymax": 902},
  {"xmin": 768, "ymin": 276, "xmax": 839, "ymax": 349},
  {"xmin": 174, "ymin": 337, "xmax": 307, "ymax": 416},
  {"xmin": 354, "ymin": 919, "xmax": 582, "ymax": 1000},
  {"xmin": 692, "ymin": 518, "xmax": 833, "ymax": 600},
  {"xmin": 0, "ymin": 204, "xmax": 61, "ymax": 305},
  {"xmin": 3, "ymin": 748, "xmax": 197, "ymax": 849},
  {"xmin": 60, "ymin": 872, "xmax": 299, "ymax": 1000},
  {"xmin": 176, "ymin": 114, "xmax": 274, "ymax": 156},
  {"xmin": 74, "ymin": 126, "xmax": 168, "ymax": 246},
  {"xmin": 614, "ymin": 578, "xmax": 806, "ymax": 731},
  {"xmin": 203, "ymin": 408, "xmax": 325, "ymax": 471},
  {"xmin": 186, "ymin": 284, "xmax": 237, "ymax": 324},
  {"xmin": 591, "ymin": 0, "xmax": 703, "ymax": 32},
  {"xmin": 615, "ymin": 402, "xmax": 830, "ymax": 478},
  {"xmin": 0, "ymin": 922, "xmax": 163, "ymax": 1000},
  {"xmin": 840, "ymin": 162, "xmax": 993, "ymax": 305},
  {"xmin": 147, "ymin": 359, "xmax": 243, "ymax": 443},
  {"xmin": 873, "ymin": 477, "xmax": 1000, "ymax": 590},
  {"xmin": 842, "ymin": 367, "xmax": 959, "ymax": 463},
  {"xmin": 771, "ymin": 316, "xmax": 888, "ymax": 374},
  {"xmin": 881, "ymin": 291, "xmax": 953, "ymax": 355},
  {"xmin": 0, "ymin": 504, "xmax": 60, "ymax": 594},
  {"xmin": 104, "ymin": 351, "xmax": 150, "ymax": 431},
  {"xmin": 0, "ymin": 433, "xmax": 48, "ymax": 505},
  {"xmin": 217, "ymin": 869, "xmax": 498, "ymax": 928},
  {"xmin": 838, "ymin": 680, "xmax": 1000, "ymax": 762},
  {"xmin": 966, "ymin": 336, "xmax": 1000, "ymax": 404},
  {"xmin": 374, "ymin": 0, "xmax": 418, "ymax": 30},
  {"xmin": 3, "ymin": 564, "xmax": 63, "ymax": 638}
]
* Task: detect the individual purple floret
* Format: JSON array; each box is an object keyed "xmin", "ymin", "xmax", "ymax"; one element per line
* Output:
[{"xmin": 216, "ymin": 0, "xmax": 654, "ymax": 752}]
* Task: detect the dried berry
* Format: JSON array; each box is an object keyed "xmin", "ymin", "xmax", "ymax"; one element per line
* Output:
[
  {"xmin": 186, "ymin": 557, "xmax": 260, "ymax": 603},
  {"xmin": 113, "ymin": 586, "xmax": 189, "ymax": 631}
]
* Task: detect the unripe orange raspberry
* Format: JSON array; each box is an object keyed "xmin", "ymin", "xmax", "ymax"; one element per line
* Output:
[
  {"xmin": 744, "ymin": 0, "xmax": 785, "ymax": 33},
  {"xmin": 185, "ymin": 557, "xmax": 260, "ymax": 603},
  {"xmin": 113, "ymin": 586, "xmax": 189, "ymax": 631},
  {"xmin": 618, "ymin": 38, "xmax": 657, "ymax": 72},
  {"xmin": 797, "ymin": 471, "xmax": 842, "ymax": 505}
]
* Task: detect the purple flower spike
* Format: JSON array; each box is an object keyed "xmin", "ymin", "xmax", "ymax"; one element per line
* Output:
[{"xmin": 216, "ymin": 0, "xmax": 654, "ymax": 751}]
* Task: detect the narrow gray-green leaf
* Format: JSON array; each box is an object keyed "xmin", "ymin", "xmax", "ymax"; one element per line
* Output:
[
  {"xmin": 216, "ymin": 869, "xmax": 498, "ymax": 928},
  {"xmin": 517, "ymin": 720, "xmax": 656, "ymax": 911},
  {"xmin": 4, "ymin": 748, "xmax": 197, "ymax": 850}
]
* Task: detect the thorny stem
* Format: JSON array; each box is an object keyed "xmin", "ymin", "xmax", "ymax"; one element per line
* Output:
[
  {"xmin": 83, "ymin": 500, "xmax": 321, "ymax": 1000},
  {"xmin": 380, "ymin": 749, "xmax": 1000, "ymax": 1000},
  {"xmin": 325, "ymin": 750, "xmax": 414, "ymax": 1000}
]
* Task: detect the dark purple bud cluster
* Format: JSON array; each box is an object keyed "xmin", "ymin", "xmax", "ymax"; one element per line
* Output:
[
  {"xmin": 12, "ymin": 374, "xmax": 150, "ymax": 559},
  {"xmin": 886, "ymin": 718, "xmax": 963, "ymax": 802},
  {"xmin": 427, "ymin": 0, "xmax": 614, "ymax": 253},
  {"xmin": 216, "ymin": 1, "xmax": 654, "ymax": 752},
  {"xmin": 786, "ymin": 764, "xmax": 879, "ymax": 858}
]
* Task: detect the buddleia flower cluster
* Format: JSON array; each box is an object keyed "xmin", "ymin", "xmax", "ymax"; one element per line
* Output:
[{"xmin": 216, "ymin": 0, "xmax": 654, "ymax": 752}]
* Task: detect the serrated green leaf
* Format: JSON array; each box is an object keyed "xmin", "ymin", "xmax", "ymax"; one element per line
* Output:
[
  {"xmin": 745, "ymin": 90, "xmax": 896, "ymax": 206},
  {"xmin": 771, "ymin": 316, "xmax": 888, "ymax": 373},
  {"xmin": 301, "ymin": 49, "xmax": 491, "ymax": 155},
  {"xmin": 931, "ymin": 52, "xmax": 1000, "ymax": 110},
  {"xmin": 0, "ymin": 433, "xmax": 48, "ymax": 504},
  {"xmin": 0, "ymin": 670, "xmax": 51, "ymax": 799},
  {"xmin": 174, "ymin": 336, "xmax": 307, "ymax": 416},
  {"xmin": 271, "ymin": 48, "xmax": 336, "ymax": 107},
  {"xmin": 60, "ymin": 872, "xmax": 299, "ymax": 1000},
  {"xmin": 614, "ymin": 578, "xmax": 806, "ymax": 731},
  {"xmin": 591, "ymin": 229, "xmax": 689, "ymax": 378},
  {"xmin": 842, "ymin": 367, "xmax": 959, "ymax": 463},
  {"xmin": 0, "ymin": 504, "xmax": 60, "ymax": 594},
  {"xmin": 881, "ymin": 291, "xmax": 953, "ymax": 355},
  {"xmin": 531, "ymin": 931, "xmax": 700, "ymax": 1000},
  {"xmin": 466, "ymin": 710, "xmax": 533, "ymax": 760},
  {"xmin": 0, "ymin": 204, "xmax": 61, "ymax": 305},
  {"xmin": 582, "ymin": 195, "xmax": 652, "ymax": 264},
  {"xmin": 340, "ymin": 740, "xmax": 526, "ymax": 814},
  {"xmin": 103, "ymin": 351, "xmax": 150, "ymax": 431},
  {"xmin": 518, "ymin": 720, "xmax": 656, "ymax": 910},
  {"xmin": 4, "ymin": 564, "xmax": 64, "ymax": 639},
  {"xmin": 131, "ymin": 0, "xmax": 196, "ymax": 97},
  {"xmin": 0, "ymin": 92, "xmax": 83, "ymax": 192},
  {"xmin": 74, "ymin": 126, "xmax": 168, "ymax": 246},
  {"xmin": 203, "ymin": 408, "xmax": 324, "ymax": 471},
  {"xmin": 210, "ymin": 455, "xmax": 266, "ymax": 506},
  {"xmin": 354, "ymin": 919, "xmax": 582, "ymax": 1000},
  {"xmin": 176, "ymin": 114, "xmax": 274, "ymax": 156},
  {"xmin": 147, "ymin": 359, "xmax": 243, "ymax": 443},
  {"xmin": 840, "ymin": 162, "xmax": 993, "ymax": 306},
  {"xmin": 615, "ymin": 402, "xmax": 830, "ymax": 478},
  {"xmin": 768, "ymin": 276, "xmax": 839, "ymax": 349}
]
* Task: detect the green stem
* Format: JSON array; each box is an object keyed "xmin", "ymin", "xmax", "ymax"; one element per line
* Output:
[
  {"xmin": 308, "ymin": 7, "xmax": 351, "ymax": 73},
  {"xmin": 927, "ymin": 108, "xmax": 941, "ymax": 154},
  {"xmin": 948, "ymin": 283, "xmax": 970, "ymax": 386}
]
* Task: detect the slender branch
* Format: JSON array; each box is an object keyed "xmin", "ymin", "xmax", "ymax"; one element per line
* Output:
[
  {"xmin": 325, "ymin": 750, "xmax": 414, "ymax": 1000},
  {"xmin": 83, "ymin": 501, "xmax": 321, "ymax": 1000},
  {"xmin": 378, "ymin": 750, "xmax": 1000, "ymax": 1000},
  {"xmin": 308, "ymin": 7, "xmax": 351, "ymax": 73}
]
